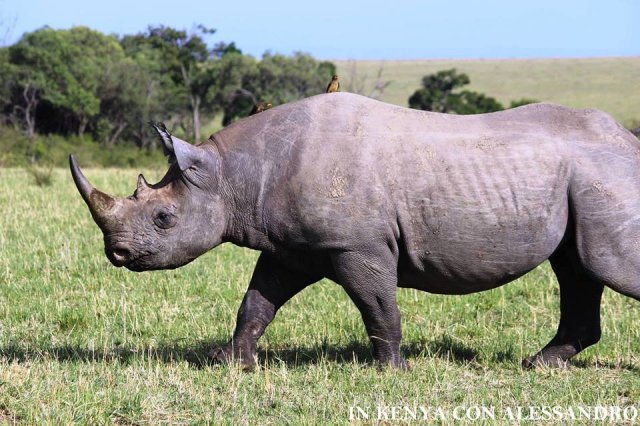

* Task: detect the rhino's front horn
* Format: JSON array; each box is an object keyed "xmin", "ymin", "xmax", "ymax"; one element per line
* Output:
[{"xmin": 69, "ymin": 155, "xmax": 116, "ymax": 228}]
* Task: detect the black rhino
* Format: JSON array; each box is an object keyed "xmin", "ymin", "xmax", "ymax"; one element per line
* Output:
[{"xmin": 70, "ymin": 93, "xmax": 640, "ymax": 369}]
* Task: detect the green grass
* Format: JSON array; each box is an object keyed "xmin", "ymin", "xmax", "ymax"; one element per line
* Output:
[
  {"xmin": 335, "ymin": 57, "xmax": 640, "ymax": 127},
  {"xmin": 2, "ymin": 167, "xmax": 640, "ymax": 424}
]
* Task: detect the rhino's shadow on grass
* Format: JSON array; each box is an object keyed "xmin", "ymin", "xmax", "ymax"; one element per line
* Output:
[
  {"xmin": 0, "ymin": 340, "xmax": 218, "ymax": 367},
  {"xmin": 0, "ymin": 337, "xmax": 638, "ymax": 372},
  {"xmin": 258, "ymin": 336, "xmax": 481, "ymax": 368},
  {"xmin": 0, "ymin": 338, "xmax": 470, "ymax": 367},
  {"xmin": 0, "ymin": 338, "xmax": 477, "ymax": 368}
]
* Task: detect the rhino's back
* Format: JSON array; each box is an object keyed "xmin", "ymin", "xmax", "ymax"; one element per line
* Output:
[{"xmin": 214, "ymin": 92, "xmax": 603, "ymax": 159}]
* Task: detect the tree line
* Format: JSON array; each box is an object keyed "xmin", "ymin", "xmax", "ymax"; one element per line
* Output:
[
  {"xmin": 0, "ymin": 25, "xmax": 336, "ymax": 149},
  {"xmin": 14, "ymin": 25, "xmax": 632, "ymax": 168}
]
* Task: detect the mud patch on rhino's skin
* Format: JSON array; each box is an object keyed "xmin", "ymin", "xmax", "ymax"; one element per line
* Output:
[
  {"xmin": 474, "ymin": 136, "xmax": 507, "ymax": 152},
  {"xmin": 604, "ymin": 132, "xmax": 640, "ymax": 160},
  {"xmin": 329, "ymin": 166, "xmax": 349, "ymax": 198},
  {"xmin": 412, "ymin": 147, "xmax": 437, "ymax": 170},
  {"xmin": 591, "ymin": 180, "xmax": 614, "ymax": 198}
]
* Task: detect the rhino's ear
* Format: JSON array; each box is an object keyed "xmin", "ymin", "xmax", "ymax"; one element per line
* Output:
[
  {"xmin": 149, "ymin": 121, "xmax": 206, "ymax": 171},
  {"xmin": 149, "ymin": 121, "xmax": 174, "ymax": 158},
  {"xmin": 171, "ymin": 136, "xmax": 207, "ymax": 171}
]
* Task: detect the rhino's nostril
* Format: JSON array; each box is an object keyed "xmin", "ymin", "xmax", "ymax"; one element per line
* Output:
[{"xmin": 111, "ymin": 248, "xmax": 130, "ymax": 264}]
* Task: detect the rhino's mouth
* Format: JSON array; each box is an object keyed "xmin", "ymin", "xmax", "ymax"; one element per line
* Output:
[
  {"xmin": 124, "ymin": 260, "xmax": 147, "ymax": 272},
  {"xmin": 124, "ymin": 257, "xmax": 190, "ymax": 272},
  {"xmin": 112, "ymin": 254, "xmax": 152, "ymax": 272},
  {"xmin": 104, "ymin": 236, "xmax": 197, "ymax": 272}
]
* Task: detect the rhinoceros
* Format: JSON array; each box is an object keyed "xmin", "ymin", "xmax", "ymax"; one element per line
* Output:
[{"xmin": 70, "ymin": 92, "xmax": 640, "ymax": 369}]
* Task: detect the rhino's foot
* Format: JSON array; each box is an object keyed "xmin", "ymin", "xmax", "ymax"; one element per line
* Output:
[
  {"xmin": 207, "ymin": 342, "xmax": 256, "ymax": 370},
  {"xmin": 382, "ymin": 357, "xmax": 410, "ymax": 371},
  {"xmin": 521, "ymin": 354, "xmax": 570, "ymax": 369},
  {"xmin": 374, "ymin": 351, "xmax": 410, "ymax": 370}
]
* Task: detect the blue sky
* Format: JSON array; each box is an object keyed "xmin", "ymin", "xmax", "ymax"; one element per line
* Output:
[{"xmin": 1, "ymin": 0, "xmax": 638, "ymax": 59}]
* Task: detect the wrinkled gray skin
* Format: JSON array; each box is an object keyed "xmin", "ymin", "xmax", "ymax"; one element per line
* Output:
[{"xmin": 70, "ymin": 92, "xmax": 640, "ymax": 369}]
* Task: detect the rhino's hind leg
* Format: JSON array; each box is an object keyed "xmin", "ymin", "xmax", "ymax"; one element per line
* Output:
[
  {"xmin": 208, "ymin": 253, "xmax": 320, "ymax": 369},
  {"xmin": 331, "ymin": 250, "xmax": 408, "ymax": 369},
  {"xmin": 522, "ymin": 244, "xmax": 604, "ymax": 369}
]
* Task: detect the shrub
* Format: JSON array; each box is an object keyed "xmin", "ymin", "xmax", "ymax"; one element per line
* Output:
[
  {"xmin": 0, "ymin": 124, "xmax": 165, "ymax": 168},
  {"xmin": 25, "ymin": 162, "xmax": 54, "ymax": 186}
]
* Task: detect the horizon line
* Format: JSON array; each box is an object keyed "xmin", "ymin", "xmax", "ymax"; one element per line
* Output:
[{"xmin": 326, "ymin": 55, "xmax": 640, "ymax": 62}]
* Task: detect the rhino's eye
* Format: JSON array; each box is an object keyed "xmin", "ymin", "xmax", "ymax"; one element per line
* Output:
[{"xmin": 153, "ymin": 210, "xmax": 176, "ymax": 229}]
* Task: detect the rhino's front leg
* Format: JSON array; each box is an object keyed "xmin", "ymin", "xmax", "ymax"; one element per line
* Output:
[
  {"xmin": 331, "ymin": 250, "xmax": 407, "ymax": 369},
  {"xmin": 209, "ymin": 252, "xmax": 320, "ymax": 369}
]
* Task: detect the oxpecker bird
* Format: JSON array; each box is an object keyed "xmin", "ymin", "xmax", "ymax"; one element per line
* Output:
[
  {"xmin": 249, "ymin": 101, "xmax": 273, "ymax": 116},
  {"xmin": 326, "ymin": 75, "xmax": 340, "ymax": 93}
]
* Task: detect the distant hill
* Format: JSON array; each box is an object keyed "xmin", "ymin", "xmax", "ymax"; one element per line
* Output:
[{"xmin": 335, "ymin": 57, "xmax": 640, "ymax": 127}]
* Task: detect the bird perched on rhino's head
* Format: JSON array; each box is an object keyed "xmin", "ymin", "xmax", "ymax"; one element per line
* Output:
[
  {"xmin": 326, "ymin": 75, "xmax": 340, "ymax": 93},
  {"xmin": 249, "ymin": 101, "xmax": 273, "ymax": 116}
]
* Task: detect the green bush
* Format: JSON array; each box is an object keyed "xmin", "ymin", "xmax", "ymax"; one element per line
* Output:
[
  {"xmin": 0, "ymin": 124, "xmax": 165, "ymax": 168},
  {"xmin": 25, "ymin": 163, "xmax": 54, "ymax": 186}
]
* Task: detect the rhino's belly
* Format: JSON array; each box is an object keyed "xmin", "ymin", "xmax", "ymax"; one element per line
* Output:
[
  {"xmin": 397, "ymin": 195, "xmax": 569, "ymax": 295},
  {"xmin": 398, "ymin": 247, "xmax": 553, "ymax": 294}
]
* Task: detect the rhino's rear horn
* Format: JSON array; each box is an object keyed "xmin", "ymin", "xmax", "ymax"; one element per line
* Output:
[
  {"xmin": 69, "ymin": 154, "xmax": 116, "ymax": 227},
  {"xmin": 137, "ymin": 174, "xmax": 151, "ymax": 193}
]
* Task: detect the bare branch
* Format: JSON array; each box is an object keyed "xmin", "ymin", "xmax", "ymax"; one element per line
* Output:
[
  {"xmin": 343, "ymin": 60, "xmax": 392, "ymax": 100},
  {"xmin": 0, "ymin": 13, "xmax": 17, "ymax": 47}
]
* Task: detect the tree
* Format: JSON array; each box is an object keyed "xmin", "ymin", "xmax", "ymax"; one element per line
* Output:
[
  {"xmin": 5, "ymin": 28, "xmax": 60, "ymax": 138},
  {"xmin": 96, "ymin": 57, "xmax": 149, "ymax": 146},
  {"xmin": 509, "ymin": 98, "xmax": 539, "ymax": 108},
  {"xmin": 121, "ymin": 25, "xmax": 227, "ymax": 141},
  {"xmin": 209, "ymin": 53, "xmax": 257, "ymax": 126},
  {"xmin": 0, "ymin": 48, "xmax": 12, "ymax": 113},
  {"xmin": 452, "ymin": 91, "xmax": 504, "ymax": 115},
  {"xmin": 212, "ymin": 41, "xmax": 242, "ymax": 58},
  {"xmin": 221, "ymin": 52, "xmax": 336, "ymax": 125},
  {"xmin": 119, "ymin": 36, "xmax": 185, "ymax": 148},
  {"xmin": 7, "ymin": 27, "xmax": 126, "ymax": 138},
  {"xmin": 408, "ymin": 69, "xmax": 503, "ymax": 114},
  {"xmin": 250, "ymin": 52, "xmax": 335, "ymax": 104},
  {"xmin": 0, "ymin": 24, "xmax": 339, "ymax": 149},
  {"xmin": 65, "ymin": 27, "xmax": 126, "ymax": 136}
]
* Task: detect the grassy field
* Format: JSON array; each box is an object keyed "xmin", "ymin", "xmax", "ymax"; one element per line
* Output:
[
  {"xmin": 335, "ymin": 57, "xmax": 640, "ymax": 127},
  {"xmin": 2, "ymin": 167, "xmax": 640, "ymax": 424}
]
